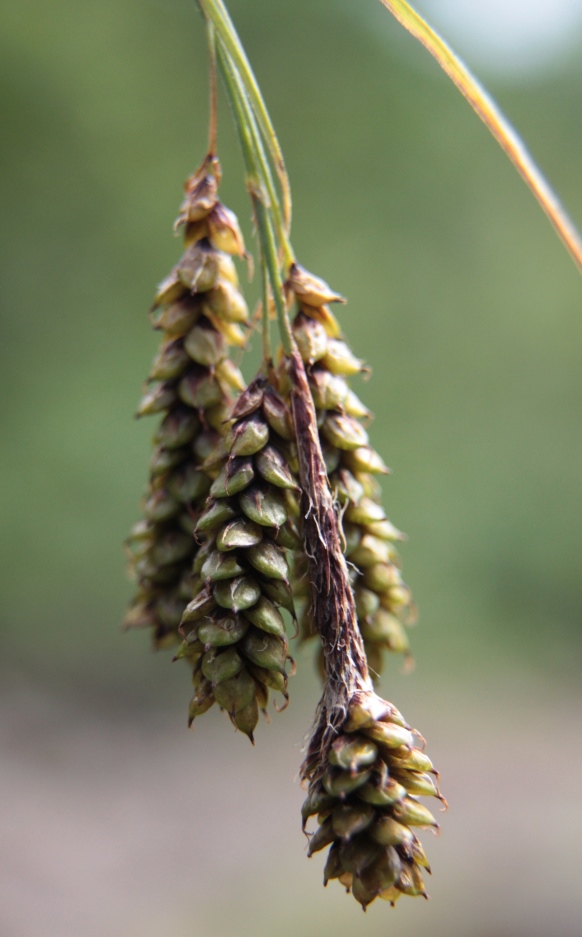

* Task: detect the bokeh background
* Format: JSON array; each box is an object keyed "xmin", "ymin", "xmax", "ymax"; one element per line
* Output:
[{"xmin": 2, "ymin": 1, "xmax": 581, "ymax": 935}]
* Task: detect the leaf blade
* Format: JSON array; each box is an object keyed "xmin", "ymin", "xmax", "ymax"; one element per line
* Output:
[{"xmin": 378, "ymin": 0, "xmax": 582, "ymax": 275}]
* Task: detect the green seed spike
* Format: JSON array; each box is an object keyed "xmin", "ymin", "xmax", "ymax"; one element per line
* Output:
[
  {"xmin": 322, "ymin": 767, "xmax": 373, "ymax": 799},
  {"xmin": 293, "ymin": 312, "xmax": 329, "ymax": 363},
  {"xmin": 302, "ymin": 789, "xmax": 336, "ymax": 826},
  {"xmin": 143, "ymin": 490, "xmax": 181, "ymax": 523},
  {"xmin": 323, "ymin": 843, "xmax": 344, "ymax": 885},
  {"xmin": 391, "ymin": 771, "xmax": 439, "ymax": 799},
  {"xmin": 214, "ymin": 357, "xmax": 246, "ymax": 391},
  {"xmin": 363, "ymin": 721, "xmax": 415, "ymax": 751},
  {"xmin": 362, "ymin": 562, "xmax": 402, "ymax": 593},
  {"xmin": 192, "ymin": 539, "xmax": 215, "ymax": 577},
  {"xmin": 391, "ymin": 798, "xmax": 439, "ymax": 830},
  {"xmin": 229, "ymin": 376, "xmax": 266, "ymax": 420},
  {"xmin": 216, "ymin": 517, "xmax": 263, "ymax": 551},
  {"xmin": 332, "ymin": 802, "xmax": 375, "ymax": 841},
  {"xmin": 364, "ymin": 615, "xmax": 411, "ymax": 655},
  {"xmin": 196, "ymin": 498, "xmax": 238, "ymax": 532},
  {"xmin": 184, "ymin": 321, "xmax": 227, "ymax": 366},
  {"xmin": 338, "ymin": 835, "xmax": 381, "ymax": 876},
  {"xmin": 246, "ymin": 663, "xmax": 288, "ymax": 696},
  {"xmin": 342, "ymin": 389, "xmax": 370, "ymax": 420},
  {"xmin": 344, "ymin": 497, "xmax": 386, "ymax": 527},
  {"xmin": 152, "ymin": 296, "xmax": 200, "ymax": 337},
  {"xmin": 260, "ymin": 578, "xmax": 295, "ymax": 614},
  {"xmin": 354, "ymin": 586, "xmax": 380, "ymax": 619},
  {"xmin": 213, "ymin": 575, "xmax": 261, "ymax": 611},
  {"xmin": 188, "ymin": 680, "xmax": 215, "ymax": 726},
  {"xmin": 181, "ymin": 588, "xmax": 217, "ymax": 624},
  {"xmin": 243, "ymin": 596, "xmax": 286, "ymax": 637},
  {"xmin": 213, "ymin": 669, "xmax": 256, "ymax": 714},
  {"xmin": 409, "ymin": 838, "xmax": 431, "ymax": 871},
  {"xmin": 233, "ymin": 696, "xmax": 259, "ymax": 742},
  {"xmin": 342, "ymin": 446, "xmax": 389, "ymax": 475},
  {"xmin": 149, "ymin": 341, "xmax": 191, "ymax": 380},
  {"xmin": 245, "ymin": 541, "xmax": 289, "ymax": 582},
  {"xmin": 150, "ymin": 532, "xmax": 193, "ymax": 567},
  {"xmin": 149, "ymin": 447, "xmax": 185, "ymax": 476},
  {"xmin": 167, "ymin": 465, "xmax": 211, "ymax": 503},
  {"xmin": 357, "ymin": 846, "xmax": 402, "ymax": 899},
  {"xmin": 322, "ymin": 413, "xmax": 369, "ymax": 451},
  {"xmin": 331, "ymin": 469, "xmax": 365, "ymax": 506},
  {"xmin": 153, "ymin": 269, "xmax": 187, "ymax": 308},
  {"xmin": 349, "ymin": 535, "xmax": 392, "ymax": 568},
  {"xmin": 287, "ymin": 263, "xmax": 346, "ymax": 307},
  {"xmin": 201, "ymin": 646, "xmax": 245, "ymax": 684},
  {"xmin": 351, "ymin": 873, "xmax": 377, "ymax": 910},
  {"xmin": 309, "ymin": 369, "xmax": 349, "ymax": 411},
  {"xmin": 389, "ymin": 747, "xmax": 436, "ymax": 776},
  {"xmin": 207, "ymin": 203, "xmax": 245, "ymax": 255},
  {"xmin": 230, "ymin": 413, "xmax": 270, "ymax": 456},
  {"xmin": 320, "ymin": 339, "xmax": 363, "ymax": 376},
  {"xmin": 254, "ymin": 445, "xmax": 298, "ymax": 490},
  {"xmin": 272, "ymin": 521, "xmax": 301, "ymax": 551},
  {"xmin": 198, "ymin": 614, "xmax": 249, "ymax": 648},
  {"xmin": 307, "ymin": 817, "xmax": 336, "ymax": 857},
  {"xmin": 204, "ymin": 280, "xmax": 249, "ymax": 323},
  {"xmin": 253, "ymin": 678, "xmax": 269, "ymax": 712},
  {"xmin": 241, "ymin": 628, "xmax": 288, "ymax": 673},
  {"xmin": 397, "ymin": 861, "xmax": 427, "ymax": 898},
  {"xmin": 178, "ymin": 369, "xmax": 223, "ymax": 409},
  {"xmin": 356, "ymin": 778, "xmax": 408, "ymax": 807},
  {"xmin": 365, "ymin": 518, "xmax": 407, "ymax": 542},
  {"xmin": 201, "ymin": 549, "xmax": 247, "ymax": 582},
  {"xmin": 136, "ymin": 383, "xmax": 178, "ymax": 417},
  {"xmin": 262, "ymin": 385, "xmax": 294, "ymax": 441},
  {"xmin": 328, "ymin": 736, "xmax": 378, "ymax": 774},
  {"xmin": 239, "ymin": 485, "xmax": 288, "ymax": 528},
  {"xmin": 209, "ymin": 458, "xmax": 255, "ymax": 498},
  {"xmin": 369, "ymin": 817, "xmax": 414, "ymax": 848},
  {"xmin": 177, "ymin": 242, "xmax": 219, "ymax": 292}
]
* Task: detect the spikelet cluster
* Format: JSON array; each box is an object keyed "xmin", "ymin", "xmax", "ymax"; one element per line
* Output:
[
  {"xmin": 175, "ymin": 375, "xmax": 301, "ymax": 741},
  {"xmin": 124, "ymin": 157, "xmax": 250, "ymax": 649},
  {"xmin": 286, "ymin": 264, "xmax": 415, "ymax": 677},
  {"xmin": 301, "ymin": 689, "xmax": 443, "ymax": 909}
]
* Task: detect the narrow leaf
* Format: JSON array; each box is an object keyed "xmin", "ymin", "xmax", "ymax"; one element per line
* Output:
[{"xmin": 378, "ymin": 0, "xmax": 582, "ymax": 275}]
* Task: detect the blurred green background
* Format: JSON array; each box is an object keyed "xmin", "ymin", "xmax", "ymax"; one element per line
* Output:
[{"xmin": 2, "ymin": 1, "xmax": 581, "ymax": 935}]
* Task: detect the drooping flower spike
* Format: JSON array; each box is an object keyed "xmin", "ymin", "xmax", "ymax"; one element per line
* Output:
[{"xmin": 125, "ymin": 156, "xmax": 249, "ymax": 650}]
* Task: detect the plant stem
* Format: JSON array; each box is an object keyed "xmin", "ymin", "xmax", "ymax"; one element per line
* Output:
[
  {"xmin": 219, "ymin": 42, "xmax": 295, "ymax": 271},
  {"xmin": 260, "ymin": 248, "xmax": 272, "ymax": 363},
  {"xmin": 198, "ymin": 0, "xmax": 292, "ymax": 235},
  {"xmin": 205, "ymin": 19, "xmax": 218, "ymax": 156},
  {"xmin": 217, "ymin": 42, "xmax": 294, "ymax": 356}
]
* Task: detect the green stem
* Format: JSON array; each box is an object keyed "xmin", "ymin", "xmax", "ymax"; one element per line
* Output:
[
  {"xmin": 217, "ymin": 43, "xmax": 294, "ymax": 356},
  {"xmin": 260, "ymin": 247, "xmax": 272, "ymax": 363},
  {"xmin": 222, "ymin": 44, "xmax": 295, "ymax": 270},
  {"xmin": 254, "ymin": 197, "xmax": 294, "ymax": 356},
  {"xmin": 205, "ymin": 19, "xmax": 218, "ymax": 155},
  {"xmin": 198, "ymin": 0, "xmax": 292, "ymax": 234}
]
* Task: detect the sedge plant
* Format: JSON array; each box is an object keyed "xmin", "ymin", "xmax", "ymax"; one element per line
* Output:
[{"xmin": 125, "ymin": 0, "xmax": 582, "ymax": 910}]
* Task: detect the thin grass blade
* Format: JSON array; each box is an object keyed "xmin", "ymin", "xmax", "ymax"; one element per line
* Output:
[{"xmin": 378, "ymin": 0, "xmax": 582, "ymax": 275}]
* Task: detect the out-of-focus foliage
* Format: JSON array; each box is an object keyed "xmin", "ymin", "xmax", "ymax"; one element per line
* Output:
[{"xmin": 1, "ymin": 2, "xmax": 581, "ymax": 936}]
